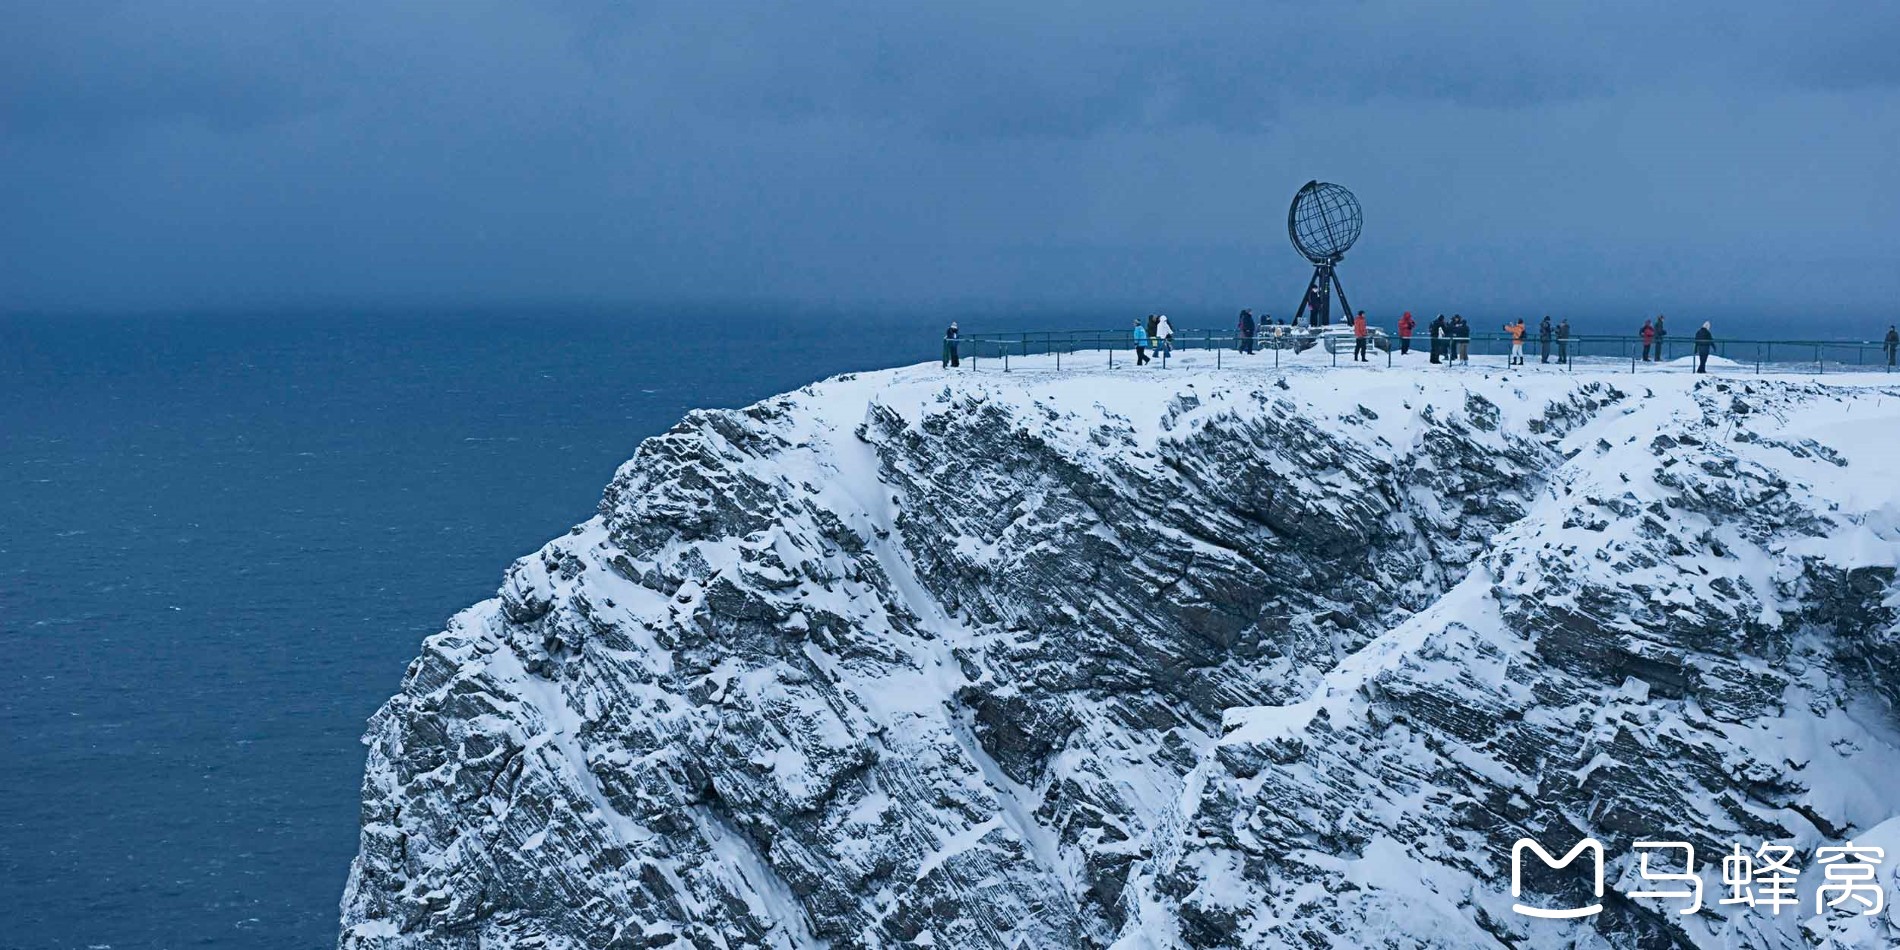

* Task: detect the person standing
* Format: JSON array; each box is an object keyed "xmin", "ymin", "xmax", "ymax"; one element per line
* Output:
[
  {"xmin": 1155, "ymin": 314, "xmax": 1175, "ymax": 357},
  {"xmin": 1693, "ymin": 321, "xmax": 1715, "ymax": 373},
  {"xmin": 1306, "ymin": 282, "xmax": 1328, "ymax": 326},
  {"xmin": 1640, "ymin": 319, "xmax": 1655, "ymax": 362},
  {"xmin": 1538, "ymin": 315, "xmax": 1554, "ymax": 364},
  {"xmin": 1238, "ymin": 309, "xmax": 1256, "ymax": 354},
  {"xmin": 1132, "ymin": 319, "xmax": 1151, "ymax": 366},
  {"xmin": 942, "ymin": 321, "xmax": 961, "ymax": 368},
  {"xmin": 1452, "ymin": 314, "xmax": 1471, "ymax": 364},
  {"xmin": 1352, "ymin": 310, "xmax": 1371, "ymax": 362},
  {"xmin": 1397, "ymin": 311, "xmax": 1415, "ymax": 355},
  {"xmin": 1885, "ymin": 325, "xmax": 1897, "ymax": 367},
  {"xmin": 1653, "ymin": 314, "xmax": 1668, "ymax": 362},
  {"xmin": 1505, "ymin": 319, "xmax": 1527, "ymax": 365},
  {"xmin": 1429, "ymin": 314, "xmax": 1447, "ymax": 364},
  {"xmin": 1146, "ymin": 313, "xmax": 1160, "ymax": 349},
  {"xmin": 1557, "ymin": 318, "xmax": 1571, "ymax": 365}
]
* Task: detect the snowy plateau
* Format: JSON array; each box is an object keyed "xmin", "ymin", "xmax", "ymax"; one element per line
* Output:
[{"xmin": 339, "ymin": 353, "xmax": 1900, "ymax": 949}]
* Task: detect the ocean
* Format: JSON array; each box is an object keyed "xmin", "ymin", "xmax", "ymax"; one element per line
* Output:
[
  {"xmin": 0, "ymin": 309, "xmax": 976, "ymax": 950},
  {"xmin": 0, "ymin": 306, "xmax": 1860, "ymax": 949}
]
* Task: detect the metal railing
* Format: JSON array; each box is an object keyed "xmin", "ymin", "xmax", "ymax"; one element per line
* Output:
[{"xmin": 937, "ymin": 329, "xmax": 1900, "ymax": 375}]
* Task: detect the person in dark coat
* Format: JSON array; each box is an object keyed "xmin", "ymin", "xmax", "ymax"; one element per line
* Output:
[
  {"xmin": 1885, "ymin": 326, "xmax": 1898, "ymax": 367},
  {"xmin": 1693, "ymin": 321, "xmax": 1715, "ymax": 373},
  {"xmin": 1146, "ymin": 314, "xmax": 1160, "ymax": 345},
  {"xmin": 1429, "ymin": 314, "xmax": 1446, "ymax": 364},
  {"xmin": 1557, "ymin": 318, "xmax": 1571, "ymax": 365},
  {"xmin": 1653, "ymin": 314, "xmax": 1668, "ymax": 361},
  {"xmin": 1238, "ymin": 309, "xmax": 1256, "ymax": 354},
  {"xmin": 1538, "ymin": 316, "xmax": 1554, "ymax": 364},
  {"xmin": 942, "ymin": 321, "xmax": 961, "ymax": 368},
  {"xmin": 1450, "ymin": 314, "xmax": 1470, "ymax": 365},
  {"xmin": 1306, "ymin": 282, "xmax": 1328, "ymax": 326},
  {"xmin": 1640, "ymin": 319, "xmax": 1655, "ymax": 362}
]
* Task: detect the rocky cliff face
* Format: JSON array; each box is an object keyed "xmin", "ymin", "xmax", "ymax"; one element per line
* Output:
[{"xmin": 339, "ymin": 359, "xmax": 1900, "ymax": 949}]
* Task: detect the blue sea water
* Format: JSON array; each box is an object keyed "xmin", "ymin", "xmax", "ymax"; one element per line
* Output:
[
  {"xmin": 0, "ymin": 309, "xmax": 989, "ymax": 950},
  {"xmin": 0, "ymin": 305, "xmax": 1850, "ymax": 949}
]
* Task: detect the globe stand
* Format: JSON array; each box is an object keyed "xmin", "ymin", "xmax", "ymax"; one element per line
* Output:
[
  {"xmin": 1285, "ymin": 180, "xmax": 1363, "ymax": 329},
  {"xmin": 1294, "ymin": 261, "xmax": 1354, "ymax": 328}
]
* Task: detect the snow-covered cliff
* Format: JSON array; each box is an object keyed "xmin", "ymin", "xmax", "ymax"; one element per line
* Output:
[{"xmin": 339, "ymin": 354, "xmax": 1900, "ymax": 949}]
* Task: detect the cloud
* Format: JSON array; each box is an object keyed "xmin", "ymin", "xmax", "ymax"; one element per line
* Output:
[{"xmin": 2, "ymin": 1, "xmax": 1897, "ymax": 315}]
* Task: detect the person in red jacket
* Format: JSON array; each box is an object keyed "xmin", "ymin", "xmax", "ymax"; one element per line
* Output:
[
  {"xmin": 1352, "ymin": 310, "xmax": 1371, "ymax": 362},
  {"xmin": 1640, "ymin": 319, "xmax": 1655, "ymax": 362},
  {"xmin": 1397, "ymin": 311, "xmax": 1415, "ymax": 355}
]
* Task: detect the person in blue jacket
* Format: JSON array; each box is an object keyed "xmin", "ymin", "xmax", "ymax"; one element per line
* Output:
[{"xmin": 1132, "ymin": 319, "xmax": 1151, "ymax": 366}]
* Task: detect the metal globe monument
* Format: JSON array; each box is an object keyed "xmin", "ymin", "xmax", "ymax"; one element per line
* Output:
[{"xmin": 1287, "ymin": 180, "xmax": 1362, "ymax": 326}]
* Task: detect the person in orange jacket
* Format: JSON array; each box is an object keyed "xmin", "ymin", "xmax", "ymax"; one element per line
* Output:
[
  {"xmin": 1397, "ymin": 311, "xmax": 1415, "ymax": 355},
  {"xmin": 1506, "ymin": 318, "xmax": 1527, "ymax": 366},
  {"xmin": 1352, "ymin": 310, "xmax": 1371, "ymax": 362}
]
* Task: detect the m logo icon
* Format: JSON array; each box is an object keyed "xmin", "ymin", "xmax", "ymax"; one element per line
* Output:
[{"xmin": 1511, "ymin": 837, "xmax": 1605, "ymax": 919}]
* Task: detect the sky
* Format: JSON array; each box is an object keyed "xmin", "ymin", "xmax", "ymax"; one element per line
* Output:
[{"xmin": 3, "ymin": 1, "xmax": 1898, "ymax": 322}]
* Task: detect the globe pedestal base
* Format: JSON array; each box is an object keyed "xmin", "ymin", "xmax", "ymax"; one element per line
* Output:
[{"xmin": 1293, "ymin": 262, "xmax": 1354, "ymax": 329}]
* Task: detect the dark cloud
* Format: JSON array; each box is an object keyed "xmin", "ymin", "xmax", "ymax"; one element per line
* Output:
[{"xmin": 2, "ymin": 1, "xmax": 1897, "ymax": 317}]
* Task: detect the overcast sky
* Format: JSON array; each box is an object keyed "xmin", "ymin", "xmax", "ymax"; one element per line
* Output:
[{"xmin": 4, "ymin": 1, "xmax": 1897, "ymax": 320}]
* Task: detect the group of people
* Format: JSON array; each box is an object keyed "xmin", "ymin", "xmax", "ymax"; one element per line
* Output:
[
  {"xmin": 1427, "ymin": 314, "xmax": 1475, "ymax": 364},
  {"xmin": 1490, "ymin": 315, "xmax": 1570, "ymax": 367},
  {"xmin": 1633, "ymin": 314, "xmax": 1718, "ymax": 372},
  {"xmin": 946, "ymin": 317, "xmax": 1900, "ymax": 373},
  {"xmin": 1233, "ymin": 309, "xmax": 1300, "ymax": 354},
  {"xmin": 1132, "ymin": 313, "xmax": 1176, "ymax": 365}
]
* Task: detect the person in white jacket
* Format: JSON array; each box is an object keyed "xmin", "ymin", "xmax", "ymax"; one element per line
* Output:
[{"xmin": 1154, "ymin": 314, "xmax": 1175, "ymax": 357}]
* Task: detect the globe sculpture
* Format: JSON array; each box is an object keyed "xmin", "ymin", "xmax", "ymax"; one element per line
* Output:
[{"xmin": 1287, "ymin": 180, "xmax": 1362, "ymax": 327}]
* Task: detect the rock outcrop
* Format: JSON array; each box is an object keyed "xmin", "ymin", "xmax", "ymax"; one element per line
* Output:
[{"xmin": 340, "ymin": 360, "xmax": 1900, "ymax": 949}]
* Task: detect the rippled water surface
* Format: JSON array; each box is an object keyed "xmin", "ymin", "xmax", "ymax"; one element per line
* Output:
[{"xmin": 0, "ymin": 309, "xmax": 950, "ymax": 950}]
